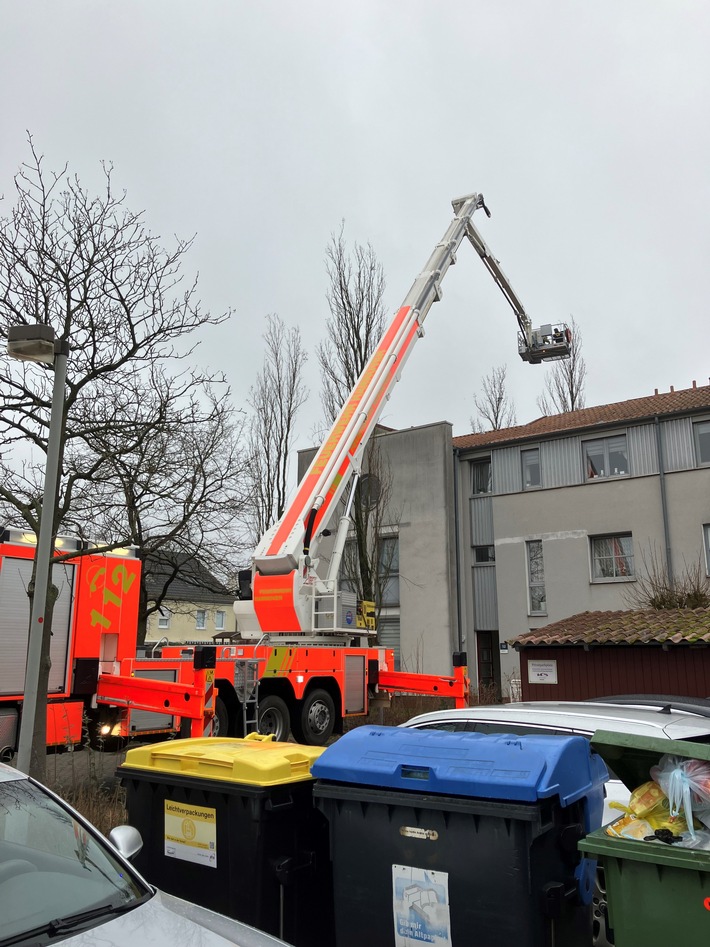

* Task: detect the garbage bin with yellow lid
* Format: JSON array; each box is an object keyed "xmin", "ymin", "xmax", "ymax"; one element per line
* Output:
[{"xmin": 118, "ymin": 734, "xmax": 332, "ymax": 947}]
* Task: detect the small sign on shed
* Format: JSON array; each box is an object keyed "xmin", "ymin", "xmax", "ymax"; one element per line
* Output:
[{"xmin": 527, "ymin": 659, "xmax": 558, "ymax": 685}]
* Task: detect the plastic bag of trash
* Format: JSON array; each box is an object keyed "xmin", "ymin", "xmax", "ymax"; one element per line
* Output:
[{"xmin": 651, "ymin": 755, "xmax": 710, "ymax": 838}]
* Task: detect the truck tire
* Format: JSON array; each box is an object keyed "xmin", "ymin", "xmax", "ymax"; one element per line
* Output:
[
  {"xmin": 258, "ymin": 695, "xmax": 290, "ymax": 741},
  {"xmin": 292, "ymin": 689, "xmax": 336, "ymax": 746},
  {"xmin": 212, "ymin": 696, "xmax": 229, "ymax": 737}
]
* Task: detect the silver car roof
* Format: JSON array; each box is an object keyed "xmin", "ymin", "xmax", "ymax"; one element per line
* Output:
[{"xmin": 402, "ymin": 701, "xmax": 710, "ymax": 741}]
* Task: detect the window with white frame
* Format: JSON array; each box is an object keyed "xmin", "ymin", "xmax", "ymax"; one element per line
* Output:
[
  {"xmin": 471, "ymin": 458, "xmax": 492, "ymax": 495},
  {"xmin": 157, "ymin": 608, "xmax": 171, "ymax": 630},
  {"xmin": 694, "ymin": 421, "xmax": 710, "ymax": 466},
  {"xmin": 583, "ymin": 435, "xmax": 629, "ymax": 480},
  {"xmin": 591, "ymin": 533, "xmax": 635, "ymax": 580},
  {"xmin": 704, "ymin": 524, "xmax": 710, "ymax": 576},
  {"xmin": 215, "ymin": 610, "xmax": 225, "ymax": 631},
  {"xmin": 526, "ymin": 540, "xmax": 546, "ymax": 614},
  {"xmin": 521, "ymin": 448, "xmax": 541, "ymax": 489},
  {"xmin": 195, "ymin": 609, "xmax": 207, "ymax": 630}
]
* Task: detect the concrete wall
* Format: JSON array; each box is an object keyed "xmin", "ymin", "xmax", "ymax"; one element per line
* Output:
[{"xmin": 298, "ymin": 422, "xmax": 458, "ymax": 676}]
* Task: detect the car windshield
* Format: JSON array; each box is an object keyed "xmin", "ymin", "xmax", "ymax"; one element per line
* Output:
[{"xmin": 0, "ymin": 776, "xmax": 149, "ymax": 945}]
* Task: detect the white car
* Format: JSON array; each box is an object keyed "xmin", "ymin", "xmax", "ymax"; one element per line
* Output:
[
  {"xmin": 0, "ymin": 762, "xmax": 291, "ymax": 947},
  {"xmin": 401, "ymin": 696, "xmax": 710, "ymax": 947},
  {"xmin": 401, "ymin": 696, "xmax": 710, "ymax": 822}
]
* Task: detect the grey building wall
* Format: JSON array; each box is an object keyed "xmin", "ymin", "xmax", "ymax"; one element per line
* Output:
[
  {"xmin": 458, "ymin": 424, "xmax": 710, "ymax": 694},
  {"xmin": 298, "ymin": 422, "xmax": 458, "ymax": 677}
]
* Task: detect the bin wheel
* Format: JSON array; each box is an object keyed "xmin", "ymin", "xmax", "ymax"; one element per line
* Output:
[
  {"xmin": 292, "ymin": 689, "xmax": 336, "ymax": 746},
  {"xmin": 212, "ymin": 697, "xmax": 229, "ymax": 737},
  {"xmin": 258, "ymin": 695, "xmax": 291, "ymax": 741}
]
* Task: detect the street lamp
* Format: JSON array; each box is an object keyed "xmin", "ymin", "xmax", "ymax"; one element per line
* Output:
[{"xmin": 7, "ymin": 325, "xmax": 70, "ymax": 774}]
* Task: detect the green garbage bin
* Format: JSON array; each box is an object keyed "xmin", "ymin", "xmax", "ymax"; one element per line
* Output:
[
  {"xmin": 117, "ymin": 734, "xmax": 333, "ymax": 947},
  {"xmin": 580, "ymin": 730, "xmax": 710, "ymax": 947}
]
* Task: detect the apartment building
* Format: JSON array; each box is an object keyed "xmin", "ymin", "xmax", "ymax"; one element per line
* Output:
[
  {"xmin": 454, "ymin": 383, "xmax": 710, "ymax": 695},
  {"xmin": 298, "ymin": 384, "xmax": 710, "ymax": 697}
]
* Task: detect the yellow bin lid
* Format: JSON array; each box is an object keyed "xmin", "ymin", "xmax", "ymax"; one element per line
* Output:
[{"xmin": 119, "ymin": 734, "xmax": 326, "ymax": 786}]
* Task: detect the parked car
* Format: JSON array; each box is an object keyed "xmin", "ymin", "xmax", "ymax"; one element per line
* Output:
[
  {"xmin": 0, "ymin": 761, "xmax": 291, "ymax": 947},
  {"xmin": 400, "ymin": 696, "xmax": 710, "ymax": 947}
]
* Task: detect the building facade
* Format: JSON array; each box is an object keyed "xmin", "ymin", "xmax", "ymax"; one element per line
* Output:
[
  {"xmin": 298, "ymin": 384, "xmax": 710, "ymax": 699},
  {"xmin": 454, "ymin": 384, "xmax": 710, "ymax": 696},
  {"xmin": 143, "ymin": 552, "xmax": 236, "ymax": 645}
]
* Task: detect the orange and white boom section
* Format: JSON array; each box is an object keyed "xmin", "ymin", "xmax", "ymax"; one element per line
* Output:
[{"xmin": 235, "ymin": 192, "xmax": 569, "ymax": 639}]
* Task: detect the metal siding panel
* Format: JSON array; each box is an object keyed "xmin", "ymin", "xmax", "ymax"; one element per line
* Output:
[
  {"xmin": 473, "ymin": 565, "xmax": 498, "ymax": 630},
  {"xmin": 470, "ymin": 497, "xmax": 494, "ymax": 545},
  {"xmin": 628, "ymin": 424, "xmax": 658, "ymax": 476},
  {"xmin": 492, "ymin": 446, "xmax": 519, "ymax": 494},
  {"xmin": 520, "ymin": 646, "xmax": 710, "ymax": 701},
  {"xmin": 540, "ymin": 437, "xmax": 582, "ymax": 488},
  {"xmin": 0, "ymin": 557, "xmax": 74, "ymax": 696},
  {"xmin": 662, "ymin": 417, "xmax": 696, "ymax": 471}
]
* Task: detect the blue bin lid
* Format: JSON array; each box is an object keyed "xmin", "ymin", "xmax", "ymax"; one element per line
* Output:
[{"xmin": 311, "ymin": 726, "xmax": 608, "ymax": 807}]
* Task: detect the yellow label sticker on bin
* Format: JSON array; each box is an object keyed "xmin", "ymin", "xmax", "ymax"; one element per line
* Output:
[{"xmin": 164, "ymin": 799, "xmax": 217, "ymax": 869}]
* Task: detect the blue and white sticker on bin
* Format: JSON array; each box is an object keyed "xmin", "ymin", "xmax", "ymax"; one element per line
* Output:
[{"xmin": 393, "ymin": 865, "xmax": 452, "ymax": 946}]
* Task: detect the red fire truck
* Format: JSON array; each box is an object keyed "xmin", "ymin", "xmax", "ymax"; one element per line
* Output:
[
  {"xmin": 0, "ymin": 528, "xmax": 143, "ymax": 758},
  {"xmin": 3, "ymin": 192, "xmax": 569, "ymax": 753}
]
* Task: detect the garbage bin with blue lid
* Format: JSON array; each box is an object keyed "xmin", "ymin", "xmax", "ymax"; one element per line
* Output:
[
  {"xmin": 311, "ymin": 725, "xmax": 608, "ymax": 947},
  {"xmin": 117, "ymin": 734, "xmax": 333, "ymax": 947}
]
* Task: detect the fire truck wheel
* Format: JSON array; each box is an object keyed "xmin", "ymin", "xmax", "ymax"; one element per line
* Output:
[
  {"xmin": 258, "ymin": 695, "xmax": 291, "ymax": 741},
  {"xmin": 294, "ymin": 689, "xmax": 336, "ymax": 746},
  {"xmin": 212, "ymin": 697, "xmax": 229, "ymax": 737}
]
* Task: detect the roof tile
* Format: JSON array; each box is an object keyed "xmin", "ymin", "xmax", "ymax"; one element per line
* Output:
[
  {"xmin": 455, "ymin": 383, "xmax": 710, "ymax": 449},
  {"xmin": 511, "ymin": 607, "xmax": 710, "ymax": 647}
]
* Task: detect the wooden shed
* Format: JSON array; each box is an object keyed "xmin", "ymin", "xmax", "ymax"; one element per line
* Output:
[{"xmin": 510, "ymin": 608, "xmax": 710, "ymax": 701}]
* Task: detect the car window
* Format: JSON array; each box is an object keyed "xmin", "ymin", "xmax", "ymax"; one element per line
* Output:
[
  {"xmin": 0, "ymin": 778, "xmax": 149, "ymax": 942},
  {"xmin": 411, "ymin": 720, "xmax": 468, "ymax": 732},
  {"xmin": 472, "ymin": 722, "xmax": 570, "ymax": 737}
]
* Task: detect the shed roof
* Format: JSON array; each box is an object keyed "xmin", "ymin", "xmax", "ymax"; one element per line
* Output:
[{"xmin": 511, "ymin": 608, "xmax": 710, "ymax": 647}]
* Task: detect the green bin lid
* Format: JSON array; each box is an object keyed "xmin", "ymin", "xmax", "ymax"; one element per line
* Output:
[
  {"xmin": 590, "ymin": 729, "xmax": 710, "ymax": 792},
  {"xmin": 582, "ymin": 731, "xmax": 710, "ymax": 868},
  {"xmin": 118, "ymin": 734, "xmax": 325, "ymax": 786}
]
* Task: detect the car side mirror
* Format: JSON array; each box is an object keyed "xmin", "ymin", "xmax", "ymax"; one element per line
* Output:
[{"xmin": 108, "ymin": 824, "xmax": 144, "ymax": 861}]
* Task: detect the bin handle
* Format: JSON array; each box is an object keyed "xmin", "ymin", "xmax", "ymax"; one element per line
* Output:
[
  {"xmin": 266, "ymin": 795, "xmax": 295, "ymax": 812},
  {"xmin": 245, "ymin": 732, "xmax": 276, "ymax": 743}
]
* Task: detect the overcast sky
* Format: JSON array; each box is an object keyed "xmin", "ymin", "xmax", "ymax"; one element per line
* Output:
[{"xmin": 3, "ymin": 2, "xmax": 709, "ymax": 448}]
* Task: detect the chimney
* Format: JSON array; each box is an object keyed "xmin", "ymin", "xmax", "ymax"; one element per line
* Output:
[
  {"xmin": 693, "ymin": 380, "xmax": 697, "ymax": 389},
  {"xmin": 670, "ymin": 386, "xmax": 674, "ymax": 393},
  {"xmin": 654, "ymin": 388, "xmax": 659, "ymax": 395}
]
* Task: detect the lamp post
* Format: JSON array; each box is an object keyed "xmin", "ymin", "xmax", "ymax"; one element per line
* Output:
[{"xmin": 7, "ymin": 325, "xmax": 69, "ymax": 774}]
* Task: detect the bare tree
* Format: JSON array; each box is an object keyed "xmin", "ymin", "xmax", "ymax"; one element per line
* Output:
[
  {"xmin": 244, "ymin": 314, "xmax": 309, "ymax": 547},
  {"xmin": 339, "ymin": 439, "xmax": 395, "ymax": 612},
  {"xmin": 470, "ymin": 364, "xmax": 517, "ymax": 432},
  {"xmin": 624, "ymin": 545, "xmax": 710, "ymax": 610},
  {"xmin": 0, "ymin": 138, "xmax": 235, "ymax": 776},
  {"xmin": 537, "ymin": 317, "xmax": 586, "ymax": 414},
  {"xmin": 317, "ymin": 223, "xmax": 387, "ymax": 426},
  {"xmin": 317, "ymin": 225, "xmax": 400, "ymax": 634},
  {"xmin": 82, "ymin": 367, "xmax": 250, "ymax": 644}
]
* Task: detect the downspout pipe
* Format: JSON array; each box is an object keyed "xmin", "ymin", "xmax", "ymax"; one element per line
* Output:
[
  {"xmin": 453, "ymin": 446, "xmax": 463, "ymax": 652},
  {"xmin": 654, "ymin": 415, "xmax": 674, "ymax": 584}
]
